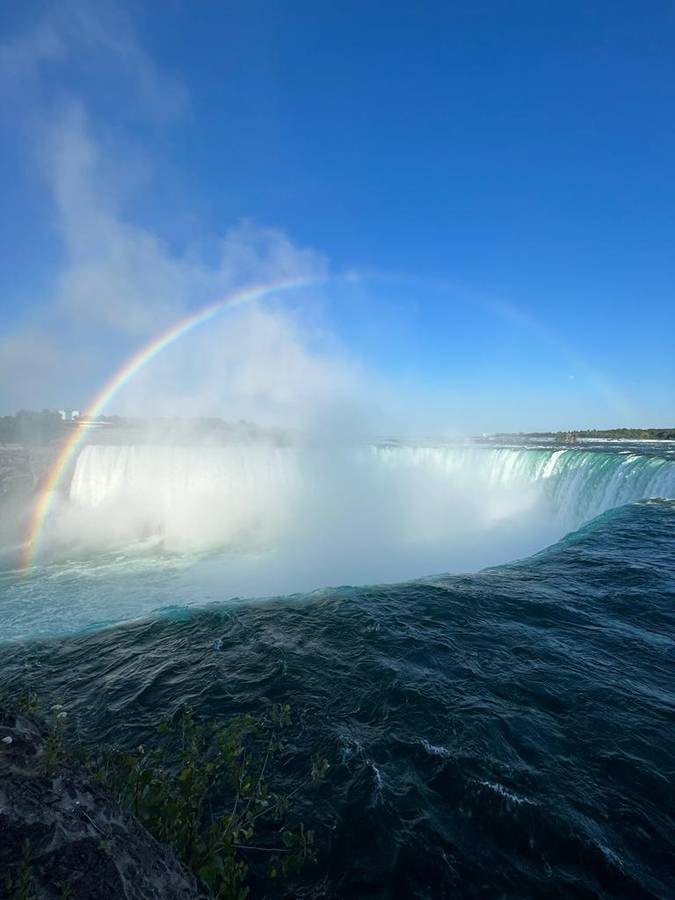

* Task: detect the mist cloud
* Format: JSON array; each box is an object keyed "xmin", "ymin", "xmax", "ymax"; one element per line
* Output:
[{"xmin": 0, "ymin": 2, "xmax": 345, "ymax": 426}]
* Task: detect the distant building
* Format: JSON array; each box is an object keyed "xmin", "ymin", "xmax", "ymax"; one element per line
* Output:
[{"xmin": 58, "ymin": 409, "xmax": 81, "ymax": 422}]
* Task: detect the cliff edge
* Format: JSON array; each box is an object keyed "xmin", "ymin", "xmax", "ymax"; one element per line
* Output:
[{"xmin": 0, "ymin": 707, "xmax": 206, "ymax": 900}]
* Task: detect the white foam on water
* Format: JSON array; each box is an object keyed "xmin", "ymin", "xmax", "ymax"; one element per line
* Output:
[
  {"xmin": 37, "ymin": 442, "xmax": 675, "ymax": 572},
  {"xmin": 4, "ymin": 442, "xmax": 675, "ymax": 642}
]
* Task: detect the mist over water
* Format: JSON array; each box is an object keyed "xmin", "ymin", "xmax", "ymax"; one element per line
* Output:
[
  {"xmin": 3, "ymin": 490, "xmax": 675, "ymax": 898},
  {"xmin": 2, "ymin": 440, "xmax": 671, "ymax": 643},
  {"xmin": 56, "ymin": 442, "xmax": 675, "ymax": 569}
]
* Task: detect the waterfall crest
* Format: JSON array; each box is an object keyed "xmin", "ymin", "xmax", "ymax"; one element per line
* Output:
[{"xmin": 63, "ymin": 443, "xmax": 675, "ymax": 560}]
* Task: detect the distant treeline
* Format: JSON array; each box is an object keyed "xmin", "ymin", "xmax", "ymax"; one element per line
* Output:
[
  {"xmin": 495, "ymin": 428, "xmax": 675, "ymax": 441},
  {"xmin": 0, "ymin": 411, "xmax": 68, "ymax": 445},
  {"xmin": 0, "ymin": 410, "xmax": 292, "ymax": 446}
]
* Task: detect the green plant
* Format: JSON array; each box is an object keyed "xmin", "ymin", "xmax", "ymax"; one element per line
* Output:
[
  {"xmin": 95, "ymin": 705, "xmax": 326, "ymax": 899},
  {"xmin": 311, "ymin": 754, "xmax": 331, "ymax": 785},
  {"xmin": 58, "ymin": 881, "xmax": 75, "ymax": 900},
  {"xmin": 0, "ymin": 687, "xmax": 39, "ymax": 715},
  {"xmin": 16, "ymin": 691, "xmax": 40, "ymax": 715},
  {"xmin": 40, "ymin": 705, "xmax": 69, "ymax": 773},
  {"xmin": 1, "ymin": 690, "xmax": 330, "ymax": 899},
  {"xmin": 4, "ymin": 840, "xmax": 35, "ymax": 900}
]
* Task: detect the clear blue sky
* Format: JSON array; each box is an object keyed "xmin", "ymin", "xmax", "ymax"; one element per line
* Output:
[{"xmin": 1, "ymin": 1, "xmax": 674, "ymax": 431}]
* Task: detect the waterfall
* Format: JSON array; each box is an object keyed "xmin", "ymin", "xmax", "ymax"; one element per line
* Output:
[
  {"xmin": 369, "ymin": 445, "xmax": 675, "ymax": 528},
  {"xmin": 65, "ymin": 443, "xmax": 675, "ymax": 558},
  {"xmin": 69, "ymin": 444, "xmax": 298, "ymax": 550}
]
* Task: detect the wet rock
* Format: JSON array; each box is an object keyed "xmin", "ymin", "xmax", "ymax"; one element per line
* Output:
[{"xmin": 0, "ymin": 707, "xmax": 207, "ymax": 899}]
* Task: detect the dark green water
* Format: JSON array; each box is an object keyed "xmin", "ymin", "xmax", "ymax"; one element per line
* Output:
[
  {"xmin": 1, "ymin": 443, "xmax": 675, "ymax": 897},
  {"xmin": 2, "ymin": 500, "xmax": 674, "ymax": 898}
]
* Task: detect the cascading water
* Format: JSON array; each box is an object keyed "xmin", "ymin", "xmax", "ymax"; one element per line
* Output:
[
  {"xmin": 370, "ymin": 444, "xmax": 675, "ymax": 528},
  {"xmin": 6, "ymin": 440, "xmax": 674, "ymax": 642},
  {"xmin": 3, "ymin": 443, "xmax": 675, "ymax": 900},
  {"xmin": 67, "ymin": 443, "xmax": 675, "ymax": 554},
  {"xmin": 68, "ymin": 443, "xmax": 298, "ymax": 551}
]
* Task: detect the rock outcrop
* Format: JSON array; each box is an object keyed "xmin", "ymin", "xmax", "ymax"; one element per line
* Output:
[{"xmin": 0, "ymin": 707, "xmax": 207, "ymax": 899}]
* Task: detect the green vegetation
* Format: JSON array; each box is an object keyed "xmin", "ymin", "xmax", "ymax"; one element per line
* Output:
[
  {"xmin": 0, "ymin": 410, "xmax": 291, "ymax": 447},
  {"xmin": 95, "ymin": 705, "xmax": 326, "ymax": 898},
  {"xmin": 2, "ymin": 693, "xmax": 330, "ymax": 899},
  {"xmin": 0, "ymin": 411, "xmax": 67, "ymax": 445},
  {"xmin": 490, "ymin": 427, "xmax": 675, "ymax": 441},
  {"xmin": 3, "ymin": 840, "xmax": 75, "ymax": 900},
  {"xmin": 4, "ymin": 841, "xmax": 34, "ymax": 900},
  {"xmin": 41, "ymin": 704, "xmax": 71, "ymax": 772}
]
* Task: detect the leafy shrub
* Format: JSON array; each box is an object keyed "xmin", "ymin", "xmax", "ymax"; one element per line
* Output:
[
  {"xmin": 1, "ymin": 692, "xmax": 330, "ymax": 899},
  {"xmin": 94, "ymin": 705, "xmax": 328, "ymax": 898}
]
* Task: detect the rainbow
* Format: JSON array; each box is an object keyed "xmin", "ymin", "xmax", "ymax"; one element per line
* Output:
[{"xmin": 22, "ymin": 277, "xmax": 316, "ymax": 570}]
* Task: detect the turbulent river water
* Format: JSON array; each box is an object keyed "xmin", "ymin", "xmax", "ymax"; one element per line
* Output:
[{"xmin": 1, "ymin": 441, "xmax": 674, "ymax": 898}]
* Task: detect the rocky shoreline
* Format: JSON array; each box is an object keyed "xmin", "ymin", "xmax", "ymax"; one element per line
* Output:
[{"xmin": 0, "ymin": 707, "xmax": 206, "ymax": 899}]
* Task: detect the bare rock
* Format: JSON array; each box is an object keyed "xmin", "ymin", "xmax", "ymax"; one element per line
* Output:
[{"xmin": 0, "ymin": 708, "xmax": 207, "ymax": 899}]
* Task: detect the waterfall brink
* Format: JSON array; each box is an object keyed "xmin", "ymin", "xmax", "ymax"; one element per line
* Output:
[
  {"xmin": 369, "ymin": 445, "xmax": 675, "ymax": 528},
  {"xmin": 63, "ymin": 443, "xmax": 675, "ymax": 561},
  {"xmin": 69, "ymin": 444, "xmax": 297, "ymax": 551}
]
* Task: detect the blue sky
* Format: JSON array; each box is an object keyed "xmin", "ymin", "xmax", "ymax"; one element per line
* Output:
[{"xmin": 1, "ymin": 0, "xmax": 674, "ymax": 432}]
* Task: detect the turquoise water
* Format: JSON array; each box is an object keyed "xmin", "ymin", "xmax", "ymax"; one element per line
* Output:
[
  {"xmin": 1, "ymin": 442, "xmax": 674, "ymax": 897},
  {"xmin": 3, "ymin": 442, "xmax": 675, "ymax": 642}
]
